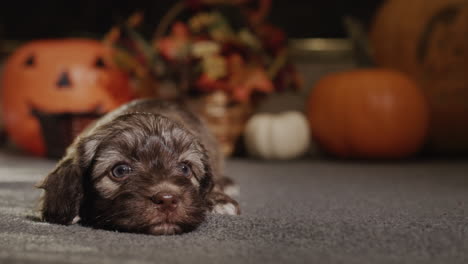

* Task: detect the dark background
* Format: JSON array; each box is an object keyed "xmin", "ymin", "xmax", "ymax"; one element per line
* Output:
[{"xmin": 0, "ymin": 0, "xmax": 384, "ymax": 40}]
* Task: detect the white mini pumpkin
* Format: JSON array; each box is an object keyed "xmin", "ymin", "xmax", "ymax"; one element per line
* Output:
[{"xmin": 244, "ymin": 111, "xmax": 311, "ymax": 160}]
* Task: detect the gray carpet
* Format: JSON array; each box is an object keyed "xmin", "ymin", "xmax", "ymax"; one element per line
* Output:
[{"xmin": 1, "ymin": 148, "xmax": 468, "ymax": 264}]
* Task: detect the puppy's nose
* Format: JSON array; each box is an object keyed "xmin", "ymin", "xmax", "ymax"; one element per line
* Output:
[{"xmin": 152, "ymin": 192, "xmax": 179, "ymax": 212}]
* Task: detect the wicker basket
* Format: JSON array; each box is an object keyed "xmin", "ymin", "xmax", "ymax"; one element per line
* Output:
[{"xmin": 187, "ymin": 91, "xmax": 253, "ymax": 156}]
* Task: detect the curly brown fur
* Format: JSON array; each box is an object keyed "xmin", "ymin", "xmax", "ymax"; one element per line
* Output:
[{"xmin": 38, "ymin": 99, "xmax": 240, "ymax": 235}]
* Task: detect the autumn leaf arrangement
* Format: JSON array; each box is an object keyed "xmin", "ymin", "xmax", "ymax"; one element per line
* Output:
[{"xmin": 108, "ymin": 0, "xmax": 301, "ymax": 104}]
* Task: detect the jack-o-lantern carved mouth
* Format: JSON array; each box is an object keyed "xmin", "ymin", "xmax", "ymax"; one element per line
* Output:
[{"xmin": 30, "ymin": 104, "xmax": 104, "ymax": 158}]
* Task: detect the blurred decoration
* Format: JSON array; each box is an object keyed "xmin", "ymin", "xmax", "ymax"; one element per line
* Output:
[
  {"xmin": 308, "ymin": 69, "xmax": 429, "ymax": 159},
  {"xmin": 0, "ymin": 40, "xmax": 22, "ymax": 60},
  {"xmin": 370, "ymin": 0, "xmax": 468, "ymax": 154},
  {"xmin": 187, "ymin": 91, "xmax": 252, "ymax": 155},
  {"xmin": 104, "ymin": 13, "xmax": 160, "ymax": 98},
  {"xmin": 1, "ymin": 39, "xmax": 135, "ymax": 158},
  {"xmin": 244, "ymin": 111, "xmax": 311, "ymax": 160},
  {"xmin": 112, "ymin": 0, "xmax": 302, "ymax": 156}
]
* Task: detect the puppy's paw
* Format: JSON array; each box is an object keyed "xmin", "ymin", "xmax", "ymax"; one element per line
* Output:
[
  {"xmin": 208, "ymin": 192, "xmax": 241, "ymax": 215},
  {"xmin": 212, "ymin": 202, "xmax": 240, "ymax": 215},
  {"xmin": 223, "ymin": 185, "xmax": 240, "ymax": 198},
  {"xmin": 214, "ymin": 176, "xmax": 240, "ymax": 198},
  {"xmin": 71, "ymin": 216, "xmax": 81, "ymax": 224}
]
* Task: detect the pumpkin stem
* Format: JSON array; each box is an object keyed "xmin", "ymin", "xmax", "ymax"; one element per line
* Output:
[{"xmin": 343, "ymin": 16, "xmax": 376, "ymax": 68}]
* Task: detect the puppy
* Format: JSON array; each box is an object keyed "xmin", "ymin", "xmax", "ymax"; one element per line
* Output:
[{"xmin": 38, "ymin": 99, "xmax": 240, "ymax": 235}]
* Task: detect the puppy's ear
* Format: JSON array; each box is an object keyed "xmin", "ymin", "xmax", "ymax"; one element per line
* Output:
[
  {"xmin": 199, "ymin": 158, "xmax": 215, "ymax": 198},
  {"xmin": 38, "ymin": 158, "xmax": 83, "ymax": 225}
]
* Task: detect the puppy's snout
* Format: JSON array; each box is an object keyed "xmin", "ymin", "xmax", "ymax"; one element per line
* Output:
[{"xmin": 152, "ymin": 192, "xmax": 180, "ymax": 212}]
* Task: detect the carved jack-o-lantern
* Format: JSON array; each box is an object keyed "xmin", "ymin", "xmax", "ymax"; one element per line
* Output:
[{"xmin": 1, "ymin": 39, "xmax": 135, "ymax": 157}]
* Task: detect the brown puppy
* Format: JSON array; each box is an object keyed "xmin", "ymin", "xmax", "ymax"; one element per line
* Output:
[{"xmin": 39, "ymin": 99, "xmax": 240, "ymax": 235}]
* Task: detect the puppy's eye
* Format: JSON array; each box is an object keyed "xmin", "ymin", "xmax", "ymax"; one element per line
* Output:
[
  {"xmin": 112, "ymin": 164, "xmax": 132, "ymax": 179},
  {"xmin": 178, "ymin": 163, "xmax": 192, "ymax": 178}
]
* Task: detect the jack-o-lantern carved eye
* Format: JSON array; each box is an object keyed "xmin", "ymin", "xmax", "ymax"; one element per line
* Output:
[
  {"xmin": 24, "ymin": 55, "xmax": 35, "ymax": 67},
  {"xmin": 94, "ymin": 56, "xmax": 107, "ymax": 69}
]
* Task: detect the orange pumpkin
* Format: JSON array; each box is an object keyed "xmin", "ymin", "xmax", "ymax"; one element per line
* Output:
[
  {"xmin": 307, "ymin": 69, "xmax": 429, "ymax": 159},
  {"xmin": 1, "ymin": 39, "xmax": 135, "ymax": 158}
]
